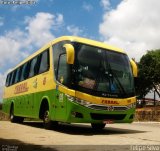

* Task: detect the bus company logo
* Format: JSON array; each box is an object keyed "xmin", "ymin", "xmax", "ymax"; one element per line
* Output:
[
  {"xmin": 14, "ymin": 82, "xmax": 29, "ymax": 94},
  {"xmin": 43, "ymin": 77, "xmax": 46, "ymax": 85},
  {"xmin": 101, "ymin": 100, "xmax": 119, "ymax": 105},
  {"xmin": 108, "ymin": 106, "xmax": 114, "ymax": 111}
]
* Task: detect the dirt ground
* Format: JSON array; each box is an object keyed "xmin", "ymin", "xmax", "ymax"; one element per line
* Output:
[{"xmin": 0, "ymin": 121, "xmax": 160, "ymax": 151}]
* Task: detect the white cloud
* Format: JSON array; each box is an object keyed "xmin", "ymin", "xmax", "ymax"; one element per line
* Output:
[
  {"xmin": 0, "ymin": 29, "xmax": 28, "ymax": 67},
  {"xmin": 0, "ymin": 12, "xmax": 64, "ymax": 101},
  {"xmin": 82, "ymin": 2, "xmax": 93, "ymax": 12},
  {"xmin": 25, "ymin": 12, "xmax": 64, "ymax": 47},
  {"xmin": 99, "ymin": 0, "xmax": 160, "ymax": 61},
  {"xmin": 100, "ymin": 0, "xmax": 110, "ymax": 10},
  {"xmin": 25, "ymin": 12, "xmax": 55, "ymax": 47},
  {"xmin": 67, "ymin": 25, "xmax": 83, "ymax": 36},
  {"xmin": 55, "ymin": 14, "xmax": 63, "ymax": 25},
  {"xmin": 0, "ymin": 12, "xmax": 63, "ymax": 68}
]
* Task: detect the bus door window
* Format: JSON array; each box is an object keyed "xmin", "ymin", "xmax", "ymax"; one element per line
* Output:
[
  {"xmin": 52, "ymin": 41, "xmax": 70, "ymax": 79},
  {"xmin": 57, "ymin": 54, "xmax": 70, "ymax": 87}
]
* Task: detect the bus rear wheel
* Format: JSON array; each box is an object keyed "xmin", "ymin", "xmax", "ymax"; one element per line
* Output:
[
  {"xmin": 10, "ymin": 105, "xmax": 24, "ymax": 123},
  {"xmin": 91, "ymin": 123, "xmax": 106, "ymax": 130}
]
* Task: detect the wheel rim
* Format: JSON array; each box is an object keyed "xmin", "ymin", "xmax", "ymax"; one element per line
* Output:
[
  {"xmin": 44, "ymin": 110, "xmax": 49, "ymax": 123},
  {"xmin": 10, "ymin": 114, "xmax": 13, "ymax": 120}
]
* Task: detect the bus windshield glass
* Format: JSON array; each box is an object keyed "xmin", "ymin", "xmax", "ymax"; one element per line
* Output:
[{"xmin": 73, "ymin": 43, "xmax": 135, "ymax": 98}]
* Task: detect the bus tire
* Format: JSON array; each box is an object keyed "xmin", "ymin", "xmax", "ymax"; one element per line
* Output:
[
  {"xmin": 43, "ymin": 110, "xmax": 51, "ymax": 129},
  {"xmin": 10, "ymin": 105, "xmax": 24, "ymax": 123},
  {"xmin": 91, "ymin": 123, "xmax": 106, "ymax": 130},
  {"xmin": 43, "ymin": 109, "xmax": 58, "ymax": 130}
]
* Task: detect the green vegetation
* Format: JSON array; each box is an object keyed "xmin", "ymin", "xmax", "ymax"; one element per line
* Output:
[{"xmin": 136, "ymin": 49, "xmax": 160, "ymax": 98}]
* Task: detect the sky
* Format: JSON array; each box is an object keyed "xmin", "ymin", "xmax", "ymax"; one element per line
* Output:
[{"xmin": 0, "ymin": 0, "xmax": 160, "ymax": 101}]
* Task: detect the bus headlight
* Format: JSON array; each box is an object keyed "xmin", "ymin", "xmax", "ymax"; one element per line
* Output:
[
  {"xmin": 75, "ymin": 98, "xmax": 92, "ymax": 106},
  {"xmin": 66, "ymin": 94, "xmax": 75, "ymax": 102},
  {"xmin": 66, "ymin": 94, "xmax": 92, "ymax": 106},
  {"xmin": 127, "ymin": 102, "xmax": 136, "ymax": 109}
]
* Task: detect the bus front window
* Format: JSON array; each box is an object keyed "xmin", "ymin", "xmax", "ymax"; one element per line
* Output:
[{"xmin": 73, "ymin": 43, "xmax": 135, "ymax": 98}]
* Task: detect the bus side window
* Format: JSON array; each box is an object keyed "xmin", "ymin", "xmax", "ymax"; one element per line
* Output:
[
  {"xmin": 8, "ymin": 73, "xmax": 13, "ymax": 86},
  {"xmin": 9, "ymin": 72, "xmax": 14, "ymax": 86},
  {"xmin": 6, "ymin": 73, "xmax": 12, "ymax": 87},
  {"xmin": 29, "ymin": 56, "xmax": 38, "ymax": 78},
  {"xmin": 15, "ymin": 68, "xmax": 21, "ymax": 84},
  {"xmin": 38, "ymin": 49, "xmax": 50, "ymax": 74},
  {"xmin": 57, "ymin": 54, "xmax": 70, "ymax": 86},
  {"xmin": 20, "ymin": 62, "xmax": 30, "ymax": 81},
  {"xmin": 11, "ymin": 70, "xmax": 17, "ymax": 85},
  {"xmin": 5, "ymin": 74, "xmax": 10, "ymax": 86}
]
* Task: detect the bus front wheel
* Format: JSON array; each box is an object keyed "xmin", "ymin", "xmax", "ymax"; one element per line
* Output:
[
  {"xmin": 91, "ymin": 123, "xmax": 106, "ymax": 130},
  {"xmin": 43, "ymin": 110, "xmax": 58, "ymax": 130}
]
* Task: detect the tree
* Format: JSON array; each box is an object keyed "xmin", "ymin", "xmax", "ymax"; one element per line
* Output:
[{"xmin": 136, "ymin": 49, "xmax": 160, "ymax": 98}]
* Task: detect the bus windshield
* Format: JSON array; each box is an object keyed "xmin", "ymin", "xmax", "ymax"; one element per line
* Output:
[{"xmin": 73, "ymin": 43, "xmax": 135, "ymax": 98}]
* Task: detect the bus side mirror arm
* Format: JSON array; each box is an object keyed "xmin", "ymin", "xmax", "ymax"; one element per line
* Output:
[
  {"xmin": 130, "ymin": 59, "xmax": 138, "ymax": 77},
  {"xmin": 63, "ymin": 44, "xmax": 75, "ymax": 64}
]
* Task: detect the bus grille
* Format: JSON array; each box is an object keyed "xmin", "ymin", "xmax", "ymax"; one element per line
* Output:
[
  {"xmin": 90, "ymin": 113, "xmax": 126, "ymax": 120},
  {"xmin": 87, "ymin": 104, "xmax": 128, "ymax": 111}
]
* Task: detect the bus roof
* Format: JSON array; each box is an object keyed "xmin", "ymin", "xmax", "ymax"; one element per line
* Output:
[
  {"xmin": 11, "ymin": 36, "xmax": 125, "ymax": 72},
  {"xmin": 51, "ymin": 36, "xmax": 125, "ymax": 54}
]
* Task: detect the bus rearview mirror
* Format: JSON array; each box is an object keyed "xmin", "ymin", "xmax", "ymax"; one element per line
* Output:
[
  {"xmin": 130, "ymin": 59, "xmax": 138, "ymax": 77},
  {"xmin": 63, "ymin": 44, "xmax": 75, "ymax": 64}
]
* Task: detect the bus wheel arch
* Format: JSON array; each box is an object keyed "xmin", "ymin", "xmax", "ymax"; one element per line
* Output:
[{"xmin": 39, "ymin": 98, "xmax": 50, "ymax": 120}]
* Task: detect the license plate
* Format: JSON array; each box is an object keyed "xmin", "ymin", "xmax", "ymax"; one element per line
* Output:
[{"xmin": 103, "ymin": 120, "xmax": 114, "ymax": 124}]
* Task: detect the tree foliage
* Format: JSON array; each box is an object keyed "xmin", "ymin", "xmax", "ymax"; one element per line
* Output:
[{"xmin": 136, "ymin": 49, "xmax": 160, "ymax": 98}]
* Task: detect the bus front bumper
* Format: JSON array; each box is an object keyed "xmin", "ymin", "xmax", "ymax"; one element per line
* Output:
[{"xmin": 65, "ymin": 100, "xmax": 135, "ymax": 124}]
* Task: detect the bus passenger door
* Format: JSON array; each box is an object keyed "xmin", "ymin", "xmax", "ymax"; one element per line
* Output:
[{"xmin": 54, "ymin": 53, "xmax": 71, "ymax": 121}]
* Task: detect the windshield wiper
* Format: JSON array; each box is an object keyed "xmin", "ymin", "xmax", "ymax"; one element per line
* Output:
[
  {"xmin": 104, "ymin": 54, "xmax": 126, "ymax": 96},
  {"xmin": 92, "ymin": 54, "xmax": 114, "ymax": 94},
  {"xmin": 110, "ymin": 69, "xmax": 126, "ymax": 96}
]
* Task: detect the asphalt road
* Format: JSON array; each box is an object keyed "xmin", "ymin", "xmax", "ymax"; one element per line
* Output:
[{"xmin": 0, "ymin": 121, "xmax": 160, "ymax": 151}]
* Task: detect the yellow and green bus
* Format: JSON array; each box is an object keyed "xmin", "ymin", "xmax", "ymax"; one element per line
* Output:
[{"xmin": 3, "ymin": 36, "xmax": 137, "ymax": 130}]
